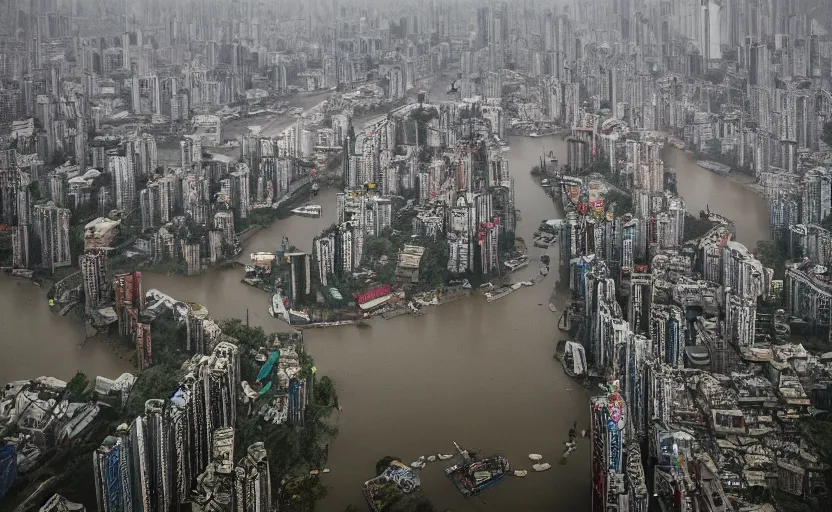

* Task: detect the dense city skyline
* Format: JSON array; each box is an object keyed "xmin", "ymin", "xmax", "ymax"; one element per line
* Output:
[{"xmin": 1, "ymin": 0, "xmax": 832, "ymax": 511}]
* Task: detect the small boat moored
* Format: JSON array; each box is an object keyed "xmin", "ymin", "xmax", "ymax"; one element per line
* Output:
[
  {"xmin": 533, "ymin": 463, "xmax": 552, "ymax": 472},
  {"xmin": 444, "ymin": 442, "xmax": 511, "ymax": 497}
]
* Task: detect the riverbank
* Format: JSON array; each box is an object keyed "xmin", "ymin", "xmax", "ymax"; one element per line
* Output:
[{"xmin": 723, "ymin": 170, "xmax": 766, "ymax": 196}]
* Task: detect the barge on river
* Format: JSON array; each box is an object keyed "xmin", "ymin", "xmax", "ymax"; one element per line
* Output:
[
  {"xmin": 696, "ymin": 160, "xmax": 731, "ymax": 176},
  {"xmin": 444, "ymin": 442, "xmax": 511, "ymax": 497},
  {"xmin": 291, "ymin": 205, "xmax": 322, "ymax": 218}
]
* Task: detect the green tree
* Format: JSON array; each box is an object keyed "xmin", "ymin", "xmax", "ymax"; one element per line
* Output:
[
  {"xmin": 605, "ymin": 190, "xmax": 633, "ymax": 216},
  {"xmin": 683, "ymin": 214, "xmax": 715, "ymax": 242},
  {"xmin": 754, "ymin": 239, "xmax": 787, "ymax": 280},
  {"xmin": 375, "ymin": 456, "xmax": 401, "ymax": 476},
  {"xmin": 822, "ymin": 120, "xmax": 832, "ymax": 148},
  {"xmin": 821, "ymin": 214, "xmax": 832, "ymax": 233},
  {"xmin": 418, "ymin": 239, "xmax": 450, "ymax": 289},
  {"xmin": 28, "ymin": 181, "xmax": 42, "ymax": 200},
  {"xmin": 65, "ymin": 371, "xmax": 89, "ymax": 399}
]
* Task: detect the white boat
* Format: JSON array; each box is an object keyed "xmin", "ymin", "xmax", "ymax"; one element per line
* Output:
[
  {"xmin": 528, "ymin": 454, "xmax": 543, "ymax": 461},
  {"xmin": 485, "ymin": 287, "xmax": 515, "ymax": 303},
  {"xmin": 410, "ymin": 461, "xmax": 426, "ymax": 469},
  {"xmin": 539, "ymin": 267, "xmax": 549, "ymax": 276},
  {"xmin": 438, "ymin": 454, "xmax": 453, "ymax": 460},
  {"xmin": 427, "ymin": 455, "xmax": 436, "ymax": 462},
  {"xmin": 291, "ymin": 205, "xmax": 322, "ymax": 218},
  {"xmin": 504, "ymin": 255, "xmax": 530, "ymax": 272},
  {"xmin": 289, "ymin": 309, "xmax": 311, "ymax": 325},
  {"xmin": 532, "ymin": 463, "xmax": 552, "ymax": 472},
  {"xmin": 529, "ymin": 132, "xmax": 541, "ymax": 137},
  {"xmin": 513, "ymin": 470, "xmax": 528, "ymax": 477}
]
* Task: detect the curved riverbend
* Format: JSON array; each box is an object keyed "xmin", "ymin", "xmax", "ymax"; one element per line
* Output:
[{"xmin": 0, "ymin": 136, "xmax": 771, "ymax": 509}]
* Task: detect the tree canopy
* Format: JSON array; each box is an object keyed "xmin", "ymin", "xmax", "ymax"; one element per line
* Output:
[{"xmin": 823, "ymin": 120, "xmax": 832, "ymax": 148}]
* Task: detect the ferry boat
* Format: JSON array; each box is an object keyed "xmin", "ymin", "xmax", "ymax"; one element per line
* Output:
[
  {"xmin": 291, "ymin": 205, "xmax": 322, "ymax": 218},
  {"xmin": 444, "ymin": 442, "xmax": 511, "ymax": 497}
]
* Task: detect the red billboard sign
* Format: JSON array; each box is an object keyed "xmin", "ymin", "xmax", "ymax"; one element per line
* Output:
[{"xmin": 354, "ymin": 284, "xmax": 392, "ymax": 305}]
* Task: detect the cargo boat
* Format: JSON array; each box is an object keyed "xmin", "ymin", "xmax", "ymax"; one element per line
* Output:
[
  {"xmin": 444, "ymin": 442, "xmax": 510, "ymax": 497},
  {"xmin": 696, "ymin": 160, "xmax": 731, "ymax": 176}
]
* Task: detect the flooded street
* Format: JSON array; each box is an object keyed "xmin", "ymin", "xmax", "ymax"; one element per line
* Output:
[{"xmin": 0, "ymin": 136, "xmax": 771, "ymax": 509}]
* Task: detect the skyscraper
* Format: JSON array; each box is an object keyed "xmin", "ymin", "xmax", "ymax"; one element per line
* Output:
[
  {"xmin": 11, "ymin": 224, "xmax": 30, "ymax": 269},
  {"xmin": 590, "ymin": 393, "xmax": 627, "ymax": 512},
  {"xmin": 286, "ymin": 252, "xmax": 312, "ymax": 305},
  {"xmin": 80, "ymin": 250, "xmax": 110, "ymax": 312},
  {"xmin": 130, "ymin": 399, "xmax": 172, "ymax": 512},
  {"xmin": 92, "ymin": 432, "xmax": 134, "ymax": 512},
  {"xmin": 230, "ymin": 163, "xmax": 250, "ymax": 220},
  {"xmin": 33, "ymin": 202, "xmax": 72, "ymax": 271},
  {"xmin": 232, "ymin": 442, "xmax": 272, "ymax": 512},
  {"xmin": 649, "ymin": 304, "xmax": 685, "ymax": 368},
  {"xmin": 110, "ymin": 156, "xmax": 136, "ymax": 210}
]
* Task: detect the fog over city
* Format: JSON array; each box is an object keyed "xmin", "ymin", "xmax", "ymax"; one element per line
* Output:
[{"xmin": 2, "ymin": 1, "xmax": 832, "ymax": 511}]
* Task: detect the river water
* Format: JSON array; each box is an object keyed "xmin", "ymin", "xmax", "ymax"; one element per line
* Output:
[
  {"xmin": 0, "ymin": 138, "xmax": 771, "ymax": 510},
  {"xmin": 665, "ymin": 148, "xmax": 771, "ymax": 248}
]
